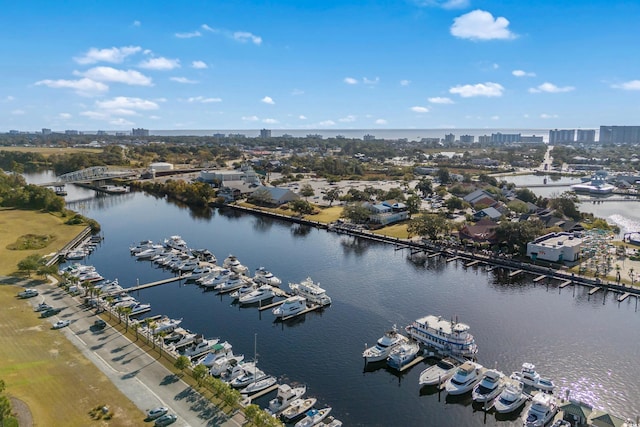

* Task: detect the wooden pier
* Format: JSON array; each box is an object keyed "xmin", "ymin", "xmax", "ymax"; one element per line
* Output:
[
  {"xmin": 446, "ymin": 256, "xmax": 461, "ymax": 263},
  {"xmin": 259, "ymin": 299, "xmax": 285, "ymax": 311},
  {"xmin": 559, "ymin": 280, "xmax": 572, "ymax": 289},
  {"xmin": 399, "ymin": 355, "xmax": 425, "ymax": 372},
  {"xmin": 427, "ymin": 252, "xmax": 440, "ymax": 258},
  {"xmin": 119, "ymin": 275, "xmax": 189, "ymax": 294},
  {"xmin": 465, "ymin": 260, "xmax": 480, "ymax": 268},
  {"xmin": 618, "ymin": 292, "xmax": 631, "ymax": 302},
  {"xmin": 533, "ymin": 275, "xmax": 547, "ymax": 283},
  {"xmin": 282, "ymin": 304, "xmax": 324, "ymax": 321},
  {"xmin": 243, "ymin": 383, "xmax": 279, "ymax": 403},
  {"xmin": 589, "ymin": 286, "xmax": 601, "ymax": 295},
  {"xmin": 509, "ymin": 269, "xmax": 523, "ymax": 278}
]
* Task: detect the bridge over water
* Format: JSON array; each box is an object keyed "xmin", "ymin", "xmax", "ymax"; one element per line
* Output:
[{"xmin": 39, "ymin": 166, "xmax": 139, "ymax": 187}]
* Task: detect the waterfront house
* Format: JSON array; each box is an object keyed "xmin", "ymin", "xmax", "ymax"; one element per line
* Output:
[
  {"xmin": 526, "ymin": 232, "xmax": 583, "ymax": 263},
  {"xmin": 458, "ymin": 218, "xmax": 498, "ymax": 244}
]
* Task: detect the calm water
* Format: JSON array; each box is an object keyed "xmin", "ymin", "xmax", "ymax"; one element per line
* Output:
[{"xmin": 26, "ymin": 173, "xmax": 640, "ymax": 426}]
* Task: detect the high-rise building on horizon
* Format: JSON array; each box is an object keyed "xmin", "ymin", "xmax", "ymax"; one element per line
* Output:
[
  {"xmin": 576, "ymin": 129, "xmax": 595, "ymax": 143},
  {"xmin": 459, "ymin": 134, "xmax": 474, "ymax": 143},
  {"xmin": 549, "ymin": 129, "xmax": 575, "ymax": 144},
  {"xmin": 132, "ymin": 128, "xmax": 149, "ymax": 137},
  {"xmin": 491, "ymin": 132, "xmax": 520, "ymax": 143},
  {"xmin": 260, "ymin": 128, "xmax": 272, "ymax": 138},
  {"xmin": 599, "ymin": 125, "xmax": 640, "ymax": 144}
]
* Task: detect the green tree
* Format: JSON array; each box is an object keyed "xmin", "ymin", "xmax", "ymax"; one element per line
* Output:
[
  {"xmin": 445, "ymin": 196, "xmax": 467, "ymax": 211},
  {"xmin": 299, "ymin": 184, "xmax": 314, "ymax": 200},
  {"xmin": 341, "ymin": 203, "xmax": 371, "ymax": 224},
  {"xmin": 415, "ymin": 178, "xmax": 433, "ymax": 197},
  {"xmin": 494, "ymin": 219, "xmax": 545, "ymax": 254},
  {"xmin": 192, "ymin": 364, "xmax": 209, "ymax": 387},
  {"xmin": 17, "ymin": 254, "xmax": 44, "ymax": 277},
  {"xmin": 407, "ymin": 213, "xmax": 451, "ymax": 240},
  {"xmin": 289, "ymin": 199, "xmax": 314, "ymax": 215},
  {"xmin": 405, "ymin": 194, "xmax": 421, "ymax": 218},
  {"xmin": 437, "ymin": 168, "xmax": 450, "ymax": 185},
  {"xmin": 323, "ymin": 188, "xmax": 341, "ymax": 206},
  {"xmin": 174, "ymin": 355, "xmax": 191, "ymax": 377}
]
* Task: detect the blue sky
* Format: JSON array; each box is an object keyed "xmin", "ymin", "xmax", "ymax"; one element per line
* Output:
[{"xmin": 2, "ymin": 0, "xmax": 640, "ymax": 132}]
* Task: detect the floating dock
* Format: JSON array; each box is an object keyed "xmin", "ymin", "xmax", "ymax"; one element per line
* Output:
[
  {"xmin": 399, "ymin": 355, "xmax": 425, "ymax": 372},
  {"xmin": 427, "ymin": 252, "xmax": 440, "ymax": 258},
  {"xmin": 618, "ymin": 292, "xmax": 631, "ymax": 302},
  {"xmin": 589, "ymin": 286, "xmax": 601, "ymax": 295},
  {"xmin": 282, "ymin": 304, "xmax": 324, "ymax": 321},
  {"xmin": 446, "ymin": 256, "xmax": 461, "ymax": 263},
  {"xmin": 465, "ymin": 260, "xmax": 480, "ymax": 268},
  {"xmin": 259, "ymin": 299, "xmax": 285, "ymax": 311},
  {"xmin": 533, "ymin": 275, "xmax": 547, "ymax": 283},
  {"xmin": 559, "ymin": 280, "xmax": 573, "ymax": 288},
  {"xmin": 242, "ymin": 383, "xmax": 279, "ymax": 403},
  {"xmin": 509, "ymin": 269, "xmax": 523, "ymax": 278},
  {"xmin": 119, "ymin": 275, "xmax": 189, "ymax": 294}
]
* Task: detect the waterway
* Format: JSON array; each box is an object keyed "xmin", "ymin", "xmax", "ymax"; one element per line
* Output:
[{"xmin": 26, "ymin": 172, "xmax": 640, "ymax": 426}]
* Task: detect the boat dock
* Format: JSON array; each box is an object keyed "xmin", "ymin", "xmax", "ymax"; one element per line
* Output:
[
  {"xmin": 121, "ymin": 275, "xmax": 190, "ymax": 294},
  {"xmin": 618, "ymin": 292, "xmax": 631, "ymax": 302},
  {"xmin": 399, "ymin": 355, "xmax": 425, "ymax": 372},
  {"xmin": 282, "ymin": 304, "xmax": 323, "ymax": 321},
  {"xmin": 533, "ymin": 275, "xmax": 547, "ymax": 283},
  {"xmin": 589, "ymin": 286, "xmax": 601, "ymax": 295},
  {"xmin": 509, "ymin": 269, "xmax": 523, "ymax": 278},
  {"xmin": 242, "ymin": 383, "xmax": 279, "ymax": 403},
  {"xmin": 559, "ymin": 280, "xmax": 572, "ymax": 289},
  {"xmin": 259, "ymin": 299, "xmax": 285, "ymax": 311},
  {"xmin": 464, "ymin": 260, "xmax": 481, "ymax": 268},
  {"xmin": 446, "ymin": 256, "xmax": 461, "ymax": 263}
]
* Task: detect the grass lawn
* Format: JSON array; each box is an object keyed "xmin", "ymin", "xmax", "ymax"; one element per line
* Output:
[
  {"xmin": 0, "ymin": 147, "xmax": 103, "ymax": 156},
  {"xmin": 0, "ymin": 285, "xmax": 144, "ymax": 426},
  {"xmin": 0, "ymin": 209, "xmax": 86, "ymax": 276},
  {"xmin": 371, "ymin": 223, "xmax": 410, "ymax": 239},
  {"xmin": 304, "ymin": 206, "xmax": 342, "ymax": 223}
]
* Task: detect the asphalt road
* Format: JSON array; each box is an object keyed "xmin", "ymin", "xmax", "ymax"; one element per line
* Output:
[{"xmin": 33, "ymin": 277, "xmax": 245, "ymax": 427}]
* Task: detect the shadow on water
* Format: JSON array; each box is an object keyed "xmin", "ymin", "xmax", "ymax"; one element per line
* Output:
[
  {"xmin": 253, "ymin": 216, "xmax": 274, "ymax": 233},
  {"xmin": 216, "ymin": 206, "xmax": 246, "ymax": 221},
  {"xmin": 445, "ymin": 392, "xmax": 474, "ymax": 407},
  {"xmin": 291, "ymin": 224, "xmax": 312, "ymax": 238},
  {"xmin": 340, "ymin": 236, "xmax": 373, "ymax": 256}
]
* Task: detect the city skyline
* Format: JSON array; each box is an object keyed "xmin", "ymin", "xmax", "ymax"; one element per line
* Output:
[{"xmin": 2, "ymin": 0, "xmax": 640, "ymax": 132}]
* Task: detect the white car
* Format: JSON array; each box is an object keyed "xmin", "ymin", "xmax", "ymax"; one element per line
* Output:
[
  {"xmin": 147, "ymin": 407, "xmax": 169, "ymax": 420},
  {"xmin": 52, "ymin": 320, "xmax": 70, "ymax": 329}
]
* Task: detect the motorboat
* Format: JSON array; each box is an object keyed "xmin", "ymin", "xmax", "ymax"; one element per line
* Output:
[
  {"xmin": 241, "ymin": 375, "xmax": 278, "ymax": 395},
  {"xmin": 418, "ymin": 357, "xmax": 460, "ymax": 386},
  {"xmin": 229, "ymin": 282, "xmax": 258, "ymax": 300},
  {"xmin": 128, "ymin": 303, "xmax": 151, "ymax": 316},
  {"xmin": 151, "ymin": 317, "xmax": 182, "ymax": 335},
  {"xmin": 200, "ymin": 269, "xmax": 232, "ymax": 288},
  {"xmin": 187, "ymin": 265, "xmax": 217, "ymax": 280},
  {"xmin": 182, "ymin": 336, "xmax": 221, "ymax": 360},
  {"xmin": 280, "ymin": 397, "xmax": 318, "ymax": 423},
  {"xmin": 163, "ymin": 235, "xmax": 189, "ymax": 251},
  {"xmin": 167, "ymin": 332, "xmax": 198, "ymax": 350},
  {"xmin": 135, "ymin": 246, "xmax": 165, "ymax": 259},
  {"xmin": 294, "ymin": 407, "xmax": 332, "ymax": 427},
  {"xmin": 363, "ymin": 324, "xmax": 409, "ymax": 364},
  {"xmin": 268, "ymin": 384, "xmax": 307, "ymax": 415},
  {"xmin": 239, "ymin": 284, "xmax": 275, "ymax": 305},
  {"xmin": 177, "ymin": 259, "xmax": 200, "ymax": 272},
  {"xmin": 510, "ymin": 363, "xmax": 555, "ymax": 392},
  {"xmin": 406, "ymin": 314, "xmax": 478, "ymax": 359},
  {"xmin": 65, "ymin": 248, "xmax": 88, "ymax": 260},
  {"xmin": 320, "ymin": 416, "xmax": 343, "ymax": 427},
  {"xmin": 193, "ymin": 341, "xmax": 233, "ymax": 367},
  {"xmin": 472, "ymin": 369, "xmax": 506, "ymax": 403},
  {"xmin": 169, "ymin": 255, "xmax": 195, "ymax": 271},
  {"xmin": 59, "ymin": 263, "xmax": 95, "ymax": 276},
  {"xmin": 215, "ymin": 274, "xmax": 247, "ymax": 293},
  {"xmin": 223, "ymin": 254, "xmax": 249, "ymax": 275},
  {"xmin": 220, "ymin": 361, "xmax": 256, "ymax": 383},
  {"xmin": 209, "ymin": 353, "xmax": 245, "ymax": 377},
  {"xmin": 289, "ymin": 277, "xmax": 332, "ymax": 306},
  {"xmin": 100, "ymin": 283, "xmax": 124, "ymax": 294},
  {"xmin": 445, "ymin": 361, "xmax": 484, "ymax": 395},
  {"xmin": 493, "ymin": 381, "xmax": 528, "ymax": 414},
  {"xmin": 273, "ymin": 295, "xmax": 307, "ymax": 318},
  {"xmin": 230, "ymin": 368, "xmax": 267, "ymax": 389},
  {"xmin": 522, "ymin": 392, "xmax": 557, "ymax": 427},
  {"xmin": 254, "ymin": 267, "xmax": 282, "ymax": 287},
  {"xmin": 386, "ymin": 340, "xmax": 421, "ymax": 370}
]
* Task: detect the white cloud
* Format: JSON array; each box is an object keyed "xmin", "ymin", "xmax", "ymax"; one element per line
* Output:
[
  {"xmin": 493, "ymin": 63, "xmax": 499, "ymax": 69},
  {"xmin": 298, "ymin": 115, "xmax": 307, "ymax": 120},
  {"xmin": 171, "ymin": 77, "xmax": 198, "ymax": 84},
  {"xmin": 175, "ymin": 30, "xmax": 201, "ymax": 39},
  {"xmin": 491, "ymin": 115, "xmax": 500, "ymax": 120},
  {"xmin": 132, "ymin": 20, "xmax": 141, "ymax": 27},
  {"xmin": 11, "ymin": 109, "xmax": 25, "ymax": 115},
  {"xmin": 261, "ymin": 96, "xmax": 275, "ymax": 105},
  {"xmin": 76, "ymin": 66, "xmax": 153, "ymax": 86},
  {"xmin": 59, "ymin": 113, "xmax": 72, "ymax": 119},
  {"xmin": 242, "ymin": 115, "xmax": 259, "ymax": 121},
  {"xmin": 540, "ymin": 113, "xmax": 559, "ymax": 119},
  {"xmin": 74, "ymin": 46, "xmax": 142, "ymax": 64},
  {"xmin": 428, "ymin": 97, "xmax": 454, "ymax": 104},
  {"xmin": 363, "ymin": 76, "xmax": 380, "ymax": 85},
  {"xmin": 414, "ymin": 0, "xmax": 469, "ymax": 9},
  {"xmin": 339, "ymin": 115, "xmax": 356, "ymax": 123},
  {"xmin": 291, "ymin": 89, "xmax": 304, "ymax": 95},
  {"xmin": 5, "ymin": 96, "xmax": 15, "ymax": 101},
  {"xmin": 263, "ymin": 118, "xmax": 278, "ymax": 124},
  {"xmin": 192, "ymin": 60, "xmax": 208, "ymax": 69},
  {"xmin": 375, "ymin": 119, "xmax": 387, "ymax": 125},
  {"xmin": 450, "ymin": 10, "xmax": 516, "ymax": 41},
  {"xmin": 512, "ymin": 69, "xmax": 536, "ymax": 77},
  {"xmin": 611, "ymin": 80, "xmax": 640, "ymax": 90},
  {"xmin": 187, "ymin": 96, "xmax": 221, "ymax": 103},
  {"xmin": 344, "ymin": 77, "xmax": 358, "ymax": 85},
  {"xmin": 109, "ymin": 117, "xmax": 135, "ymax": 126},
  {"xmin": 523, "ymin": 114, "xmax": 529, "ymax": 118},
  {"xmin": 138, "ymin": 57, "xmax": 181, "ymax": 70},
  {"xmin": 95, "ymin": 96, "xmax": 159, "ymax": 111},
  {"xmin": 449, "ymin": 82, "xmax": 504, "ymax": 97},
  {"xmin": 319, "ymin": 120, "xmax": 336, "ymax": 126},
  {"xmin": 411, "ymin": 106, "xmax": 430, "ymax": 113},
  {"xmin": 35, "ymin": 78, "xmax": 109, "ymax": 96},
  {"xmin": 400, "ymin": 80, "xmax": 411, "ymax": 86},
  {"xmin": 529, "ymin": 82, "xmax": 575, "ymax": 93},
  {"xmin": 201, "ymin": 24, "xmax": 217, "ymax": 33},
  {"xmin": 233, "ymin": 31, "xmax": 262, "ymax": 45}
]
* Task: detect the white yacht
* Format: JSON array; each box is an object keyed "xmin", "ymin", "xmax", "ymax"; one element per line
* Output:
[
  {"xmin": 268, "ymin": 384, "xmax": 307, "ymax": 415},
  {"xmin": 522, "ymin": 392, "xmax": 557, "ymax": 427},
  {"xmin": 129, "ymin": 239, "xmax": 154, "ymax": 253},
  {"xmin": 177, "ymin": 259, "xmax": 200, "ymax": 272},
  {"xmin": 418, "ymin": 357, "xmax": 460, "ymax": 386},
  {"xmin": 215, "ymin": 274, "xmax": 247, "ymax": 292},
  {"xmin": 280, "ymin": 397, "xmax": 318, "ymax": 423},
  {"xmin": 445, "ymin": 361, "xmax": 484, "ymax": 395},
  {"xmin": 221, "ymin": 361, "xmax": 256, "ymax": 383},
  {"xmin": 239, "ymin": 285, "xmax": 275, "ymax": 305},
  {"xmin": 363, "ymin": 324, "xmax": 409, "ymax": 364},
  {"xmin": 223, "ymin": 254, "xmax": 249, "ymax": 275},
  {"xmin": 273, "ymin": 295, "xmax": 307, "ymax": 318},
  {"xmin": 209, "ymin": 353, "xmax": 245, "ymax": 377},
  {"xmin": 182, "ymin": 336, "xmax": 221, "ymax": 360},
  {"xmin": 493, "ymin": 381, "xmax": 528, "ymax": 414},
  {"xmin": 164, "ymin": 235, "xmax": 189, "ymax": 251},
  {"xmin": 135, "ymin": 246, "xmax": 165, "ymax": 259},
  {"xmin": 241, "ymin": 375, "xmax": 278, "ymax": 395},
  {"xmin": 510, "ymin": 363, "xmax": 555, "ymax": 392},
  {"xmin": 151, "ymin": 317, "xmax": 182, "ymax": 335},
  {"xmin": 200, "ymin": 269, "xmax": 232, "ymax": 288},
  {"xmin": 254, "ymin": 267, "xmax": 282, "ymax": 287},
  {"xmin": 194, "ymin": 341, "xmax": 233, "ymax": 367},
  {"xmin": 230, "ymin": 368, "xmax": 267, "ymax": 389},
  {"xmin": 295, "ymin": 407, "xmax": 332, "ymax": 427},
  {"xmin": 387, "ymin": 340, "xmax": 420, "ymax": 370},
  {"xmin": 229, "ymin": 282, "xmax": 258, "ymax": 300},
  {"xmin": 188, "ymin": 265, "xmax": 217, "ymax": 280},
  {"xmin": 128, "ymin": 303, "xmax": 151, "ymax": 316},
  {"xmin": 289, "ymin": 277, "xmax": 332, "ymax": 306},
  {"xmin": 472, "ymin": 369, "xmax": 506, "ymax": 403},
  {"xmin": 59, "ymin": 263, "xmax": 95, "ymax": 276},
  {"xmin": 406, "ymin": 314, "xmax": 478, "ymax": 359}
]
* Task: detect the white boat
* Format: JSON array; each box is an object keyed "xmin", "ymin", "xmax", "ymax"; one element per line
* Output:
[
  {"xmin": 215, "ymin": 274, "xmax": 247, "ymax": 292},
  {"xmin": 386, "ymin": 340, "xmax": 421, "ymax": 370},
  {"xmin": 445, "ymin": 361, "xmax": 484, "ymax": 395},
  {"xmin": 320, "ymin": 416, "xmax": 343, "ymax": 427},
  {"xmin": 167, "ymin": 332, "xmax": 198, "ymax": 350},
  {"xmin": 522, "ymin": 392, "xmax": 557, "ymax": 427},
  {"xmin": 177, "ymin": 259, "xmax": 200, "ymax": 272},
  {"xmin": 510, "ymin": 363, "xmax": 555, "ymax": 392},
  {"xmin": 363, "ymin": 324, "xmax": 409, "ymax": 363},
  {"xmin": 221, "ymin": 361, "xmax": 256, "ymax": 383},
  {"xmin": 188, "ymin": 265, "xmax": 217, "ymax": 280},
  {"xmin": 472, "ymin": 369, "xmax": 506, "ymax": 403},
  {"xmin": 135, "ymin": 246, "xmax": 165, "ymax": 259},
  {"xmin": 280, "ymin": 398, "xmax": 318, "ymax": 423},
  {"xmin": 129, "ymin": 240, "xmax": 155, "ymax": 253},
  {"xmin": 418, "ymin": 357, "xmax": 460, "ymax": 386},
  {"xmin": 289, "ymin": 277, "xmax": 332, "ymax": 306},
  {"xmin": 229, "ymin": 282, "xmax": 258, "ymax": 300},
  {"xmin": 239, "ymin": 284, "xmax": 275, "ymax": 305},
  {"xmin": 182, "ymin": 336, "xmax": 221, "ymax": 360},
  {"xmin": 200, "ymin": 269, "xmax": 232, "ymax": 288},
  {"xmin": 151, "ymin": 317, "xmax": 182, "ymax": 335},
  {"xmin": 100, "ymin": 283, "xmax": 124, "ymax": 294},
  {"xmin": 164, "ymin": 235, "xmax": 189, "ymax": 251},
  {"xmin": 493, "ymin": 381, "xmax": 528, "ymax": 414},
  {"xmin": 128, "ymin": 303, "xmax": 151, "ymax": 316},
  {"xmin": 254, "ymin": 267, "xmax": 282, "ymax": 287},
  {"xmin": 59, "ymin": 263, "xmax": 95, "ymax": 276},
  {"xmin": 294, "ymin": 407, "xmax": 332, "ymax": 427},
  {"xmin": 65, "ymin": 248, "xmax": 88, "ymax": 260},
  {"xmin": 230, "ymin": 368, "xmax": 267, "ymax": 388},
  {"xmin": 268, "ymin": 384, "xmax": 307, "ymax": 415},
  {"xmin": 406, "ymin": 314, "xmax": 478, "ymax": 359},
  {"xmin": 193, "ymin": 341, "xmax": 233, "ymax": 367},
  {"xmin": 273, "ymin": 295, "xmax": 307, "ymax": 318},
  {"xmin": 241, "ymin": 375, "xmax": 278, "ymax": 395},
  {"xmin": 209, "ymin": 353, "xmax": 245, "ymax": 377},
  {"xmin": 223, "ymin": 254, "xmax": 249, "ymax": 275}
]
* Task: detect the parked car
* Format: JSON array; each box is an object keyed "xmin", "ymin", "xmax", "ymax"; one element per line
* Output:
[
  {"xmin": 93, "ymin": 319, "xmax": 107, "ymax": 330},
  {"xmin": 41, "ymin": 307, "xmax": 63, "ymax": 318},
  {"xmin": 52, "ymin": 320, "xmax": 70, "ymax": 329},
  {"xmin": 18, "ymin": 289, "xmax": 39, "ymax": 298},
  {"xmin": 34, "ymin": 303, "xmax": 53, "ymax": 312},
  {"xmin": 154, "ymin": 413, "xmax": 177, "ymax": 426},
  {"xmin": 147, "ymin": 406, "xmax": 169, "ymax": 419}
]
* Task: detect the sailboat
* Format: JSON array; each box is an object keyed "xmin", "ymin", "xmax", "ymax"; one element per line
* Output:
[{"xmin": 241, "ymin": 333, "xmax": 278, "ymax": 395}]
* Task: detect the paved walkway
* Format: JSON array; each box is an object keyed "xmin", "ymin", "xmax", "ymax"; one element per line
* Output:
[{"xmin": 14, "ymin": 276, "xmax": 245, "ymax": 427}]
